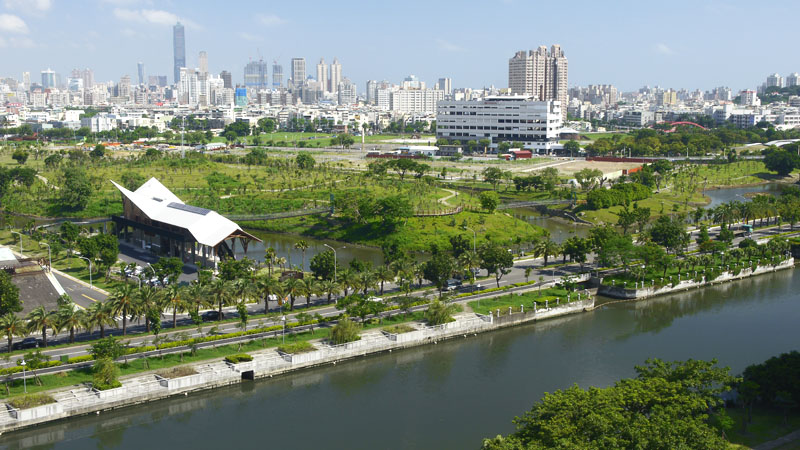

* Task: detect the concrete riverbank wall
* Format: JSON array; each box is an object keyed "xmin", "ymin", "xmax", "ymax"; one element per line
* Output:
[
  {"xmin": 597, "ymin": 258, "xmax": 794, "ymax": 299},
  {"xmin": 0, "ymin": 296, "xmax": 595, "ymax": 434}
]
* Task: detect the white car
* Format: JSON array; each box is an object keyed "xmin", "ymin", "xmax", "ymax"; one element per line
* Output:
[{"xmin": 367, "ymin": 296, "xmax": 383, "ymax": 302}]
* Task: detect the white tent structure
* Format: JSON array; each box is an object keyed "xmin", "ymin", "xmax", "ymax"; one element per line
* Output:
[{"xmin": 111, "ymin": 178, "xmax": 260, "ymax": 267}]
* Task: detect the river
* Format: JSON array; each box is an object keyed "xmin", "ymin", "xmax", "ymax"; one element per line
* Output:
[
  {"xmin": 3, "ymin": 265, "xmax": 798, "ymax": 449},
  {"xmin": 704, "ymin": 182, "xmax": 784, "ymax": 208}
]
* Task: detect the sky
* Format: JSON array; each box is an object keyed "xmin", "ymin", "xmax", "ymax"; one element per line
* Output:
[{"xmin": 0, "ymin": 0, "xmax": 798, "ymax": 93}]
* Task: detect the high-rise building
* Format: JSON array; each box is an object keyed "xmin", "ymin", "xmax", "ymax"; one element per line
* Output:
[
  {"xmin": 508, "ymin": 45, "xmax": 568, "ymax": 120},
  {"xmin": 41, "ymin": 68, "xmax": 56, "ymax": 89},
  {"xmin": 291, "ymin": 58, "xmax": 306, "ymax": 89},
  {"xmin": 220, "ymin": 70, "xmax": 232, "ymax": 89},
  {"xmin": 437, "ymin": 77, "xmax": 452, "ymax": 96},
  {"xmin": 272, "ymin": 63, "xmax": 283, "ymax": 87},
  {"xmin": 316, "ymin": 58, "xmax": 328, "ymax": 93},
  {"xmin": 81, "ymin": 68, "xmax": 94, "ymax": 89},
  {"xmin": 173, "ymin": 22, "xmax": 186, "ymax": 84},
  {"xmin": 366, "ymin": 80, "xmax": 378, "ymax": 104},
  {"xmin": 337, "ymin": 78, "xmax": 356, "ymax": 105},
  {"xmin": 766, "ymin": 73, "xmax": 784, "ymax": 89},
  {"xmin": 329, "ymin": 57, "xmax": 342, "ymax": 93},
  {"xmin": 198, "ymin": 51, "xmax": 208, "ymax": 74},
  {"xmin": 118, "ymin": 75, "xmax": 132, "ymax": 99},
  {"xmin": 21, "ymin": 72, "xmax": 30, "ymax": 91},
  {"xmin": 787, "ymin": 73, "xmax": 800, "ymax": 87},
  {"xmin": 137, "ymin": 62, "xmax": 145, "ymax": 85},
  {"xmin": 244, "ymin": 59, "xmax": 269, "ymax": 90}
]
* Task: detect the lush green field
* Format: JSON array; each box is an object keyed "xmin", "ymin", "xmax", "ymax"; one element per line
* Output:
[
  {"xmin": 468, "ymin": 287, "xmax": 571, "ymax": 315},
  {"xmin": 211, "ymin": 132, "xmax": 436, "ymax": 148}
]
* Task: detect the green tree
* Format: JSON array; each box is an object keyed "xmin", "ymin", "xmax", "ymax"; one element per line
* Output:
[
  {"xmin": 479, "ymin": 191, "xmax": 499, "ymax": 213},
  {"xmin": 11, "ymin": 149, "xmax": 28, "ymax": 165},
  {"xmin": 563, "ymin": 140, "xmax": 580, "ymax": 157},
  {"xmin": 330, "ymin": 316, "xmax": 361, "ymax": 344},
  {"xmin": 763, "ymin": 147, "xmax": 799, "ymax": 176},
  {"xmin": 479, "ymin": 242, "xmax": 514, "ymax": 288},
  {"xmin": 86, "ymin": 302, "xmax": 115, "ymax": 338},
  {"xmin": 0, "ymin": 271, "xmax": 21, "ymax": 317},
  {"xmin": 57, "ymin": 305, "xmax": 84, "ymax": 344},
  {"xmin": 60, "ymin": 167, "xmax": 93, "ymax": 211},
  {"xmin": 150, "ymin": 256, "xmax": 183, "ymax": 286},
  {"xmin": 206, "ymin": 279, "xmax": 232, "ymax": 319},
  {"xmin": 25, "ymin": 307, "xmax": 58, "ymax": 348},
  {"xmin": 310, "ymin": 250, "xmax": 338, "ymax": 281},
  {"xmin": 93, "ymin": 357, "xmax": 121, "ymax": 390},
  {"xmin": 649, "ymin": 215, "xmax": 689, "ymax": 254},
  {"xmin": 90, "ymin": 144, "xmax": 105, "ymax": 158},
  {"xmin": 91, "ymin": 336, "xmax": 125, "ymax": 360},
  {"xmin": 0, "ymin": 313, "xmax": 26, "ymax": 353},
  {"xmin": 422, "ymin": 251, "xmax": 455, "ymax": 296},
  {"xmin": 562, "ymin": 237, "xmax": 592, "ymax": 270},
  {"xmin": 483, "ymin": 167, "xmax": 504, "ymax": 190},
  {"xmin": 295, "ymin": 152, "xmax": 316, "ymax": 170}
]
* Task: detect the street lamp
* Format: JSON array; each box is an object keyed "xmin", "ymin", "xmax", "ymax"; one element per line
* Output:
[
  {"xmin": 130, "ymin": 274, "xmax": 142, "ymax": 288},
  {"xmin": 10, "ymin": 231, "xmax": 22, "ymax": 254},
  {"xmin": 39, "ymin": 242, "xmax": 51, "ymax": 272},
  {"xmin": 281, "ymin": 315, "xmax": 286, "ymax": 344},
  {"xmin": 20, "ymin": 359, "xmax": 26, "ymax": 394},
  {"xmin": 463, "ymin": 226, "xmax": 477, "ymax": 253},
  {"xmin": 323, "ymin": 243, "xmax": 337, "ymax": 283},
  {"xmin": 78, "ymin": 256, "xmax": 93, "ymax": 289}
]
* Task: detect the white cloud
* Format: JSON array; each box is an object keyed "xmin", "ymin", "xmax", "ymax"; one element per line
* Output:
[
  {"xmin": 0, "ymin": 35, "xmax": 35, "ymax": 48},
  {"xmin": 113, "ymin": 8, "xmax": 200, "ymax": 28},
  {"xmin": 0, "ymin": 13, "xmax": 28, "ymax": 33},
  {"xmin": 3, "ymin": 0, "xmax": 51, "ymax": 14},
  {"xmin": 238, "ymin": 32, "xmax": 262, "ymax": 42},
  {"xmin": 655, "ymin": 43, "xmax": 675, "ymax": 55},
  {"xmin": 256, "ymin": 13, "xmax": 285, "ymax": 26},
  {"xmin": 120, "ymin": 28, "xmax": 138, "ymax": 37},
  {"xmin": 436, "ymin": 38, "xmax": 464, "ymax": 52}
]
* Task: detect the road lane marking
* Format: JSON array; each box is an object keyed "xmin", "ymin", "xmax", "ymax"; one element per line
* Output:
[{"xmin": 82, "ymin": 293, "xmax": 99, "ymax": 303}]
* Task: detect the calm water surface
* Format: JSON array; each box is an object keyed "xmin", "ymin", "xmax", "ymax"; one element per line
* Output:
[{"xmin": 3, "ymin": 267, "xmax": 799, "ymax": 449}]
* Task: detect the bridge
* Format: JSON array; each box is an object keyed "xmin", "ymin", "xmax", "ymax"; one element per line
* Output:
[
  {"xmin": 497, "ymin": 199, "xmax": 574, "ymax": 209},
  {"xmin": 224, "ymin": 207, "xmax": 331, "ymax": 222}
]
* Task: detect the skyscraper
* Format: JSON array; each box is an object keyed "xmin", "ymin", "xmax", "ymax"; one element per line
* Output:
[
  {"xmin": 21, "ymin": 72, "xmax": 30, "ymax": 91},
  {"xmin": 508, "ymin": 45, "xmax": 568, "ymax": 120},
  {"xmin": 137, "ymin": 62, "xmax": 145, "ymax": 85},
  {"xmin": 244, "ymin": 59, "xmax": 269, "ymax": 90},
  {"xmin": 220, "ymin": 70, "xmax": 232, "ymax": 89},
  {"xmin": 329, "ymin": 57, "xmax": 342, "ymax": 93},
  {"xmin": 41, "ymin": 68, "xmax": 56, "ymax": 89},
  {"xmin": 118, "ymin": 75, "xmax": 132, "ymax": 99},
  {"xmin": 316, "ymin": 58, "xmax": 328, "ymax": 93},
  {"xmin": 173, "ymin": 22, "xmax": 186, "ymax": 84},
  {"xmin": 272, "ymin": 63, "xmax": 283, "ymax": 88},
  {"xmin": 81, "ymin": 68, "xmax": 94, "ymax": 89},
  {"xmin": 291, "ymin": 58, "xmax": 306, "ymax": 89},
  {"xmin": 198, "ymin": 51, "xmax": 208, "ymax": 74},
  {"xmin": 437, "ymin": 77, "xmax": 452, "ymax": 95}
]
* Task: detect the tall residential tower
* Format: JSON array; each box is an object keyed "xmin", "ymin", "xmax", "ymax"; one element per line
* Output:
[{"xmin": 508, "ymin": 45, "xmax": 568, "ymax": 120}]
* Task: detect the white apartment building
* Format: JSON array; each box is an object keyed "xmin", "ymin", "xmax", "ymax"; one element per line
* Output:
[
  {"xmin": 80, "ymin": 115, "xmax": 116, "ymax": 132},
  {"xmin": 390, "ymin": 89, "xmax": 444, "ymax": 114},
  {"xmin": 436, "ymin": 96, "xmax": 562, "ymax": 153}
]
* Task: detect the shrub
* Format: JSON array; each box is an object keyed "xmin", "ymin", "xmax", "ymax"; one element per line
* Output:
[
  {"xmin": 67, "ymin": 355, "xmax": 94, "ymax": 364},
  {"xmin": 330, "ymin": 317, "xmax": 361, "ymax": 345},
  {"xmin": 93, "ymin": 357, "xmax": 120, "ymax": 390},
  {"xmin": 156, "ymin": 366, "xmax": 198, "ymax": 379},
  {"xmin": 0, "ymin": 366, "xmax": 23, "ymax": 376},
  {"xmin": 586, "ymin": 183, "xmax": 651, "ymax": 210},
  {"xmin": 425, "ymin": 300, "xmax": 457, "ymax": 325},
  {"xmin": 8, "ymin": 393, "xmax": 55, "ymax": 409},
  {"xmin": 277, "ymin": 341, "xmax": 315, "ymax": 354},
  {"xmin": 383, "ymin": 324, "xmax": 416, "ymax": 334},
  {"xmin": 225, "ymin": 353, "xmax": 253, "ymax": 364}
]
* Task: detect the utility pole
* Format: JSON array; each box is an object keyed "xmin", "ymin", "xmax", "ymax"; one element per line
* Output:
[{"xmin": 181, "ymin": 116, "xmax": 185, "ymax": 158}]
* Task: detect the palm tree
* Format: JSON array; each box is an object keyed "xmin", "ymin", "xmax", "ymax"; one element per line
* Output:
[
  {"xmin": 136, "ymin": 285, "xmax": 162, "ymax": 332},
  {"xmin": 356, "ymin": 270, "xmax": 377, "ymax": 296},
  {"xmin": 264, "ymin": 247, "xmax": 277, "ymax": 276},
  {"xmin": 375, "ymin": 266, "xmax": 395, "ymax": 295},
  {"xmin": 282, "ymin": 278, "xmax": 302, "ymax": 310},
  {"xmin": 0, "ymin": 313, "xmax": 26, "ymax": 353},
  {"xmin": 298, "ymin": 278, "xmax": 319, "ymax": 308},
  {"xmin": 459, "ymin": 250, "xmax": 481, "ymax": 284},
  {"xmin": 26, "ymin": 307, "xmax": 58, "ymax": 348},
  {"xmin": 256, "ymin": 275, "xmax": 280, "ymax": 314},
  {"xmin": 87, "ymin": 302, "xmax": 116, "ymax": 338},
  {"xmin": 206, "ymin": 278, "xmax": 232, "ymax": 320},
  {"xmin": 57, "ymin": 305, "xmax": 84, "ymax": 344},
  {"xmin": 184, "ymin": 282, "xmax": 208, "ymax": 321},
  {"xmin": 109, "ymin": 283, "xmax": 137, "ymax": 335},
  {"xmin": 319, "ymin": 279, "xmax": 340, "ymax": 304},
  {"xmin": 537, "ymin": 239, "xmax": 561, "ymax": 267},
  {"xmin": 340, "ymin": 268, "xmax": 358, "ymax": 296},
  {"xmin": 294, "ymin": 240, "xmax": 309, "ymax": 271},
  {"xmin": 163, "ymin": 284, "xmax": 187, "ymax": 329}
]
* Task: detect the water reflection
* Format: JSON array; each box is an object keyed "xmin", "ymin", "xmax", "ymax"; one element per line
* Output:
[
  {"xmin": 509, "ymin": 207, "xmax": 589, "ymax": 244},
  {"xmin": 704, "ymin": 182, "xmax": 784, "ymax": 208}
]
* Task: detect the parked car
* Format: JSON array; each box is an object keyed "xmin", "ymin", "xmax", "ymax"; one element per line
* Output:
[
  {"xmin": 367, "ymin": 296, "xmax": 383, "ymax": 303},
  {"xmin": 446, "ymin": 279, "xmax": 463, "ymax": 291},
  {"xmin": 201, "ymin": 311, "xmax": 224, "ymax": 322},
  {"xmin": 14, "ymin": 337, "xmax": 39, "ymax": 350}
]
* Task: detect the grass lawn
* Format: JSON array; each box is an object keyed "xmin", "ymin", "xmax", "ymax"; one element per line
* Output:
[
  {"xmin": 468, "ymin": 287, "xmax": 571, "ymax": 316},
  {"xmin": 726, "ymin": 406, "xmax": 800, "ymax": 449}
]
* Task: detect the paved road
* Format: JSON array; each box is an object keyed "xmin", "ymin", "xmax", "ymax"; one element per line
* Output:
[{"xmin": 52, "ymin": 272, "xmax": 108, "ymax": 309}]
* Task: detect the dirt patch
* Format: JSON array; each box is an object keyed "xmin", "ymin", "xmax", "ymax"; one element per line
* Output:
[
  {"xmin": 155, "ymin": 366, "xmax": 198, "ymax": 379},
  {"xmin": 556, "ymin": 160, "xmax": 642, "ymax": 177}
]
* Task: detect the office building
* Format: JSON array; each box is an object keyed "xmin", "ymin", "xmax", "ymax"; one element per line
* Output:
[
  {"xmin": 272, "ymin": 63, "xmax": 283, "ymax": 87},
  {"xmin": 437, "ymin": 77, "xmax": 452, "ymax": 96},
  {"xmin": 118, "ymin": 75, "xmax": 132, "ymax": 99},
  {"xmin": 291, "ymin": 58, "xmax": 306, "ymax": 89},
  {"xmin": 41, "ymin": 68, "xmax": 56, "ymax": 89},
  {"xmin": 316, "ymin": 58, "xmax": 328, "ymax": 93},
  {"xmin": 436, "ymin": 96, "xmax": 563, "ymax": 153},
  {"xmin": 173, "ymin": 22, "xmax": 186, "ymax": 84},
  {"xmin": 220, "ymin": 70, "xmax": 232, "ymax": 89},
  {"xmin": 198, "ymin": 51, "xmax": 208, "ymax": 74},
  {"xmin": 337, "ymin": 78, "xmax": 356, "ymax": 105},
  {"xmin": 329, "ymin": 57, "xmax": 342, "ymax": 93},
  {"xmin": 244, "ymin": 59, "xmax": 269, "ymax": 90},
  {"xmin": 508, "ymin": 45, "xmax": 568, "ymax": 120},
  {"xmin": 137, "ymin": 62, "xmax": 145, "ymax": 85}
]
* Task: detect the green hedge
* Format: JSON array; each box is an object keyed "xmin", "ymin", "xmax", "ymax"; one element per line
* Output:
[
  {"xmin": 225, "ymin": 353, "xmax": 253, "ymax": 364},
  {"xmin": 277, "ymin": 341, "xmax": 315, "ymax": 354},
  {"xmin": 67, "ymin": 355, "xmax": 94, "ymax": 364},
  {"xmin": 7, "ymin": 393, "xmax": 55, "ymax": 409}
]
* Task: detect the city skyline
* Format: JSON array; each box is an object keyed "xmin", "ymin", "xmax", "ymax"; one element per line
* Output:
[{"xmin": 0, "ymin": 0, "xmax": 798, "ymax": 92}]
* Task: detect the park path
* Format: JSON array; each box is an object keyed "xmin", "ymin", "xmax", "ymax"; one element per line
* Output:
[
  {"xmin": 438, "ymin": 189, "xmax": 458, "ymax": 206},
  {"xmin": 37, "ymin": 174, "xmax": 59, "ymax": 190},
  {"xmin": 754, "ymin": 428, "xmax": 800, "ymax": 450}
]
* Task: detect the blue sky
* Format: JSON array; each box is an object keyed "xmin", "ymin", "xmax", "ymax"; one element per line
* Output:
[{"xmin": 0, "ymin": 0, "xmax": 797, "ymax": 92}]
